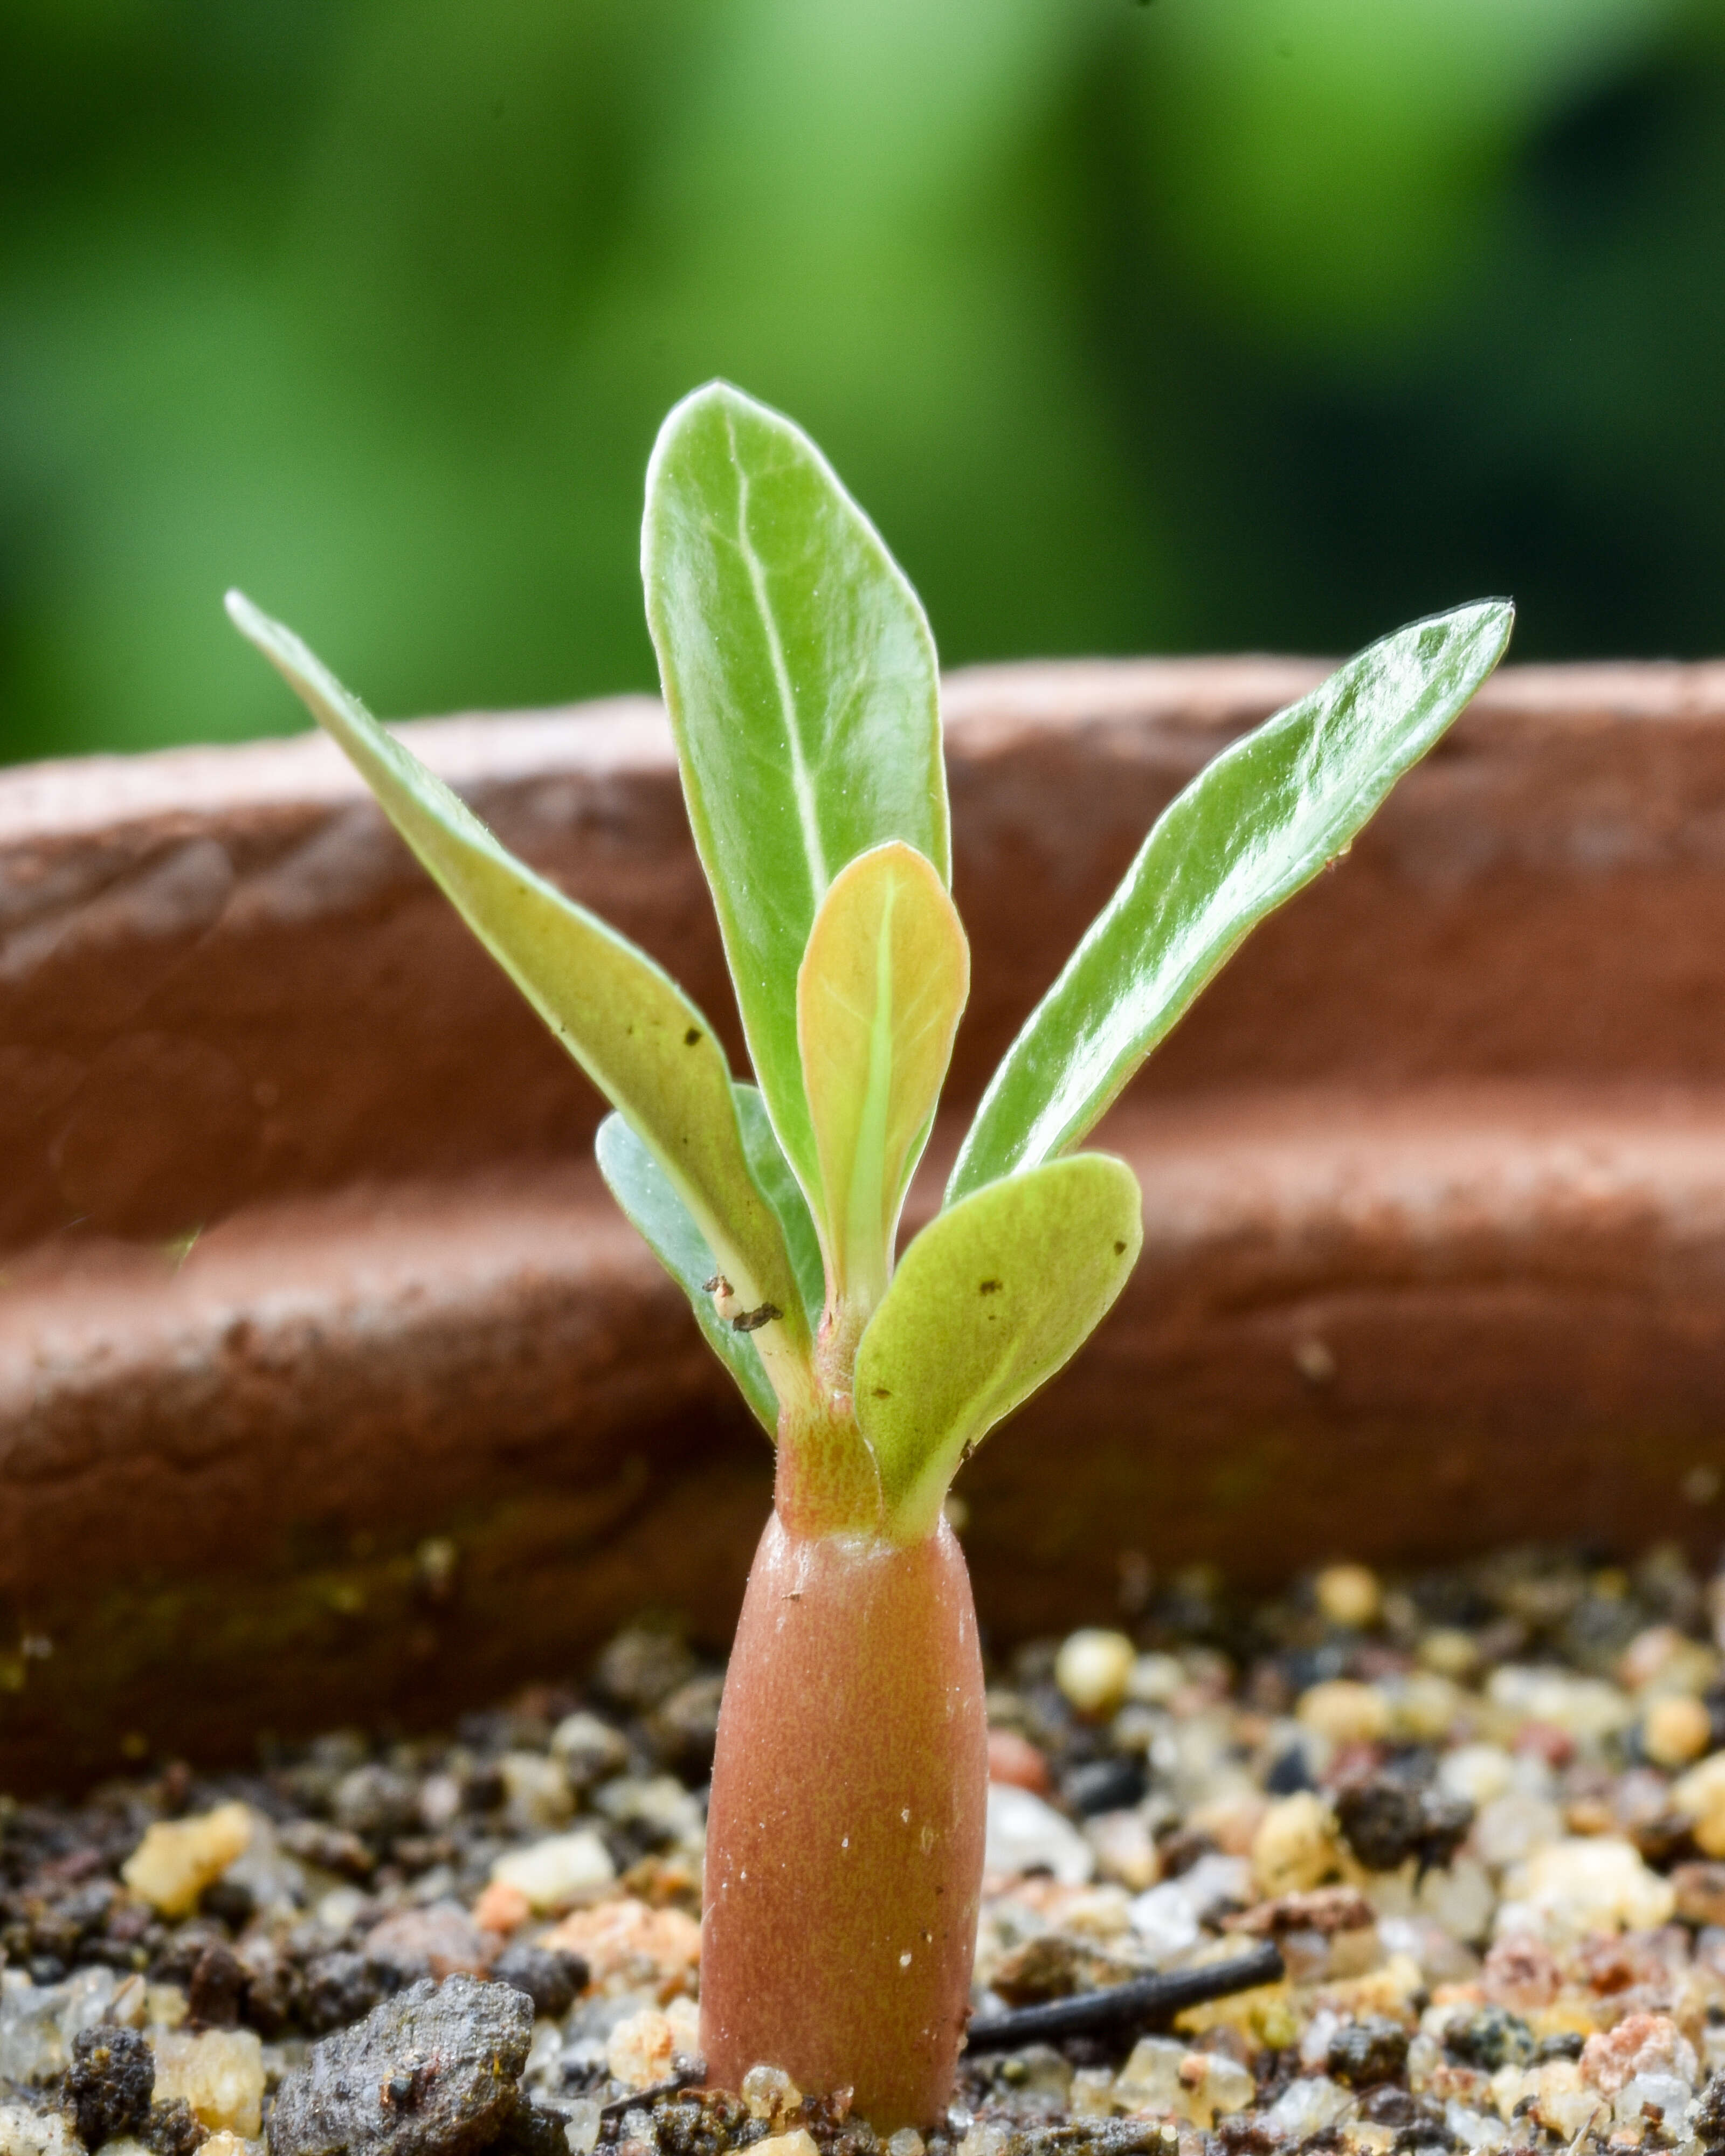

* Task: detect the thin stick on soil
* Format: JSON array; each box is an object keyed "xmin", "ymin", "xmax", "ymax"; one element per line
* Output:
[{"xmin": 961, "ymin": 1941, "xmax": 1286, "ymax": 2054}]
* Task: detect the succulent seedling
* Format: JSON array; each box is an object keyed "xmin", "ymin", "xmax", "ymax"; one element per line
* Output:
[{"xmin": 229, "ymin": 382, "xmax": 1512, "ymax": 2127}]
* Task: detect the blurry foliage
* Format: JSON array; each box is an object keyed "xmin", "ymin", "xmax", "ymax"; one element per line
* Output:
[{"xmin": 0, "ymin": 0, "xmax": 1721, "ymax": 762}]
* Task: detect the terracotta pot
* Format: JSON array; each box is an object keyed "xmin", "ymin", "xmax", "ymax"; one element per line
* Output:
[{"xmin": 5, "ymin": 655, "xmax": 1725, "ymax": 1791}]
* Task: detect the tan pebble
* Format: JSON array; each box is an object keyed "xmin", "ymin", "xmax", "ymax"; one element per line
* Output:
[
  {"xmin": 1055, "ymin": 1629, "xmax": 1136, "ymax": 1718},
  {"xmin": 1068, "ymin": 2068, "xmax": 1115, "ymax": 2118},
  {"xmin": 144, "ymin": 1984, "xmax": 188, "ymax": 2029},
  {"xmin": 1386, "ymin": 1673, "xmax": 1464, "ymax": 1744},
  {"xmin": 1525, "ymin": 2060, "xmax": 1605, "ymax": 2142},
  {"xmin": 1188, "ymin": 1792, "xmax": 1269, "ymax": 1858},
  {"xmin": 749, "ymin": 2137, "xmax": 819, "ymax": 2156},
  {"xmin": 1418, "ymin": 1629, "xmax": 1481, "ymax": 1680},
  {"xmin": 1671, "ymin": 1860, "xmax": 1725, "ymax": 1927},
  {"xmin": 121, "ymin": 1802, "xmax": 252, "ymax": 1919},
  {"xmin": 1316, "ymin": 1564, "xmax": 1382, "ymax": 1629},
  {"xmin": 198, "ymin": 2135, "xmax": 260, "ymax": 2156},
  {"xmin": 606, "ymin": 2008, "xmax": 678, "ymax": 2089},
  {"xmin": 1671, "ymin": 1750, "xmax": 1725, "ymax": 1856},
  {"xmin": 1086, "ymin": 1807, "xmax": 1159, "ymax": 1890},
  {"xmin": 499, "ymin": 1751, "xmax": 574, "ymax": 1832},
  {"xmin": 1618, "ymin": 1624, "xmax": 1718, "ymax": 1699},
  {"xmin": 1252, "ymin": 1792, "xmax": 1341, "ymax": 1897},
  {"xmin": 1480, "ymin": 1933, "xmax": 1561, "ymax": 2013},
  {"xmin": 987, "ymin": 1729, "xmax": 1052, "ymax": 1794},
  {"xmin": 1296, "ymin": 1679, "xmax": 1390, "ymax": 1746},
  {"xmin": 1644, "ymin": 1693, "xmax": 1712, "ymax": 1768},
  {"xmin": 150, "ymin": 2028, "xmax": 265, "ymax": 2138},
  {"xmin": 741, "ymin": 2065, "xmax": 803, "ymax": 2124},
  {"xmin": 1125, "ymin": 1653, "xmax": 1185, "ymax": 1706}
]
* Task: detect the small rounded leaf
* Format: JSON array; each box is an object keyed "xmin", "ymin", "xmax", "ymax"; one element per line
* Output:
[{"xmin": 855, "ymin": 1153, "xmax": 1143, "ymax": 1543}]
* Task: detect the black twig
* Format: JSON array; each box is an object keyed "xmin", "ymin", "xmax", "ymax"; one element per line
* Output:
[
  {"xmin": 962, "ymin": 1941, "xmax": 1285, "ymax": 2054},
  {"xmin": 597, "ymin": 2058, "xmax": 708, "ymax": 2123}
]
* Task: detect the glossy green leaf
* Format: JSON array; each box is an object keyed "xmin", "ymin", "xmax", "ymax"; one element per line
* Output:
[
  {"xmin": 797, "ymin": 841, "xmax": 968, "ymax": 1313},
  {"xmin": 734, "ymin": 1083, "xmax": 826, "ymax": 1336},
  {"xmin": 595, "ymin": 1111, "xmax": 778, "ymax": 1436},
  {"xmin": 950, "ymin": 601, "xmax": 1513, "ymax": 1202},
  {"xmin": 855, "ymin": 1153, "xmax": 1143, "ymax": 1542},
  {"xmin": 643, "ymin": 381, "xmax": 947, "ymax": 1214},
  {"xmin": 227, "ymin": 589, "xmax": 814, "ymax": 1409}
]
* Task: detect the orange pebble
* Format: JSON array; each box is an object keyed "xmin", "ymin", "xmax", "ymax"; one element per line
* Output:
[
  {"xmin": 987, "ymin": 1729, "xmax": 1052, "ymax": 1794},
  {"xmin": 471, "ymin": 1878, "xmax": 532, "ymax": 1934}
]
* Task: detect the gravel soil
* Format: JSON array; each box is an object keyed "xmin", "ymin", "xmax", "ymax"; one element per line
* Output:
[{"xmin": 9, "ymin": 1543, "xmax": 1725, "ymax": 2156}]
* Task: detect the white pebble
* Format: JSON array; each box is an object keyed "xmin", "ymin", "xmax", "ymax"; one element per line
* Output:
[
  {"xmin": 1614, "ymin": 2074, "xmax": 1694, "ymax": 2128},
  {"xmin": 1436, "ymin": 1744, "xmax": 1515, "ymax": 1809},
  {"xmin": 0, "ymin": 2103, "xmax": 80, "ymax": 2156},
  {"xmin": 1473, "ymin": 1793, "xmax": 1564, "ymax": 1871},
  {"xmin": 1500, "ymin": 1836, "xmax": 1675, "ymax": 1936},
  {"xmin": 1113, "ymin": 2037, "xmax": 1253, "ymax": 2127},
  {"xmin": 562, "ymin": 2099, "xmax": 603, "ymax": 2155},
  {"xmin": 984, "ymin": 1782, "xmax": 1094, "ymax": 1885},
  {"xmin": 1264, "ymin": 2077, "xmax": 1354, "ymax": 2140},
  {"xmin": 1486, "ymin": 1666, "xmax": 1632, "ymax": 1745},
  {"xmin": 1129, "ymin": 1853, "xmax": 1251, "ymax": 1965},
  {"xmin": 489, "ymin": 1828, "xmax": 616, "ymax": 1912}
]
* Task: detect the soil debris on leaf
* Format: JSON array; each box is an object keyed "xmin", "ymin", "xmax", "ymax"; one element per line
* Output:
[{"xmin": 12, "ymin": 1543, "xmax": 1725, "ymax": 2152}]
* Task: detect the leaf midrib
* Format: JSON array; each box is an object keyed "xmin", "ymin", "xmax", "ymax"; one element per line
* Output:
[{"xmin": 728, "ymin": 408, "xmax": 829, "ymax": 899}]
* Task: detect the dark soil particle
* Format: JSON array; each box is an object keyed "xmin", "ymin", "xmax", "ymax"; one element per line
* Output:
[{"xmin": 65, "ymin": 2024, "xmax": 156, "ymax": 2146}]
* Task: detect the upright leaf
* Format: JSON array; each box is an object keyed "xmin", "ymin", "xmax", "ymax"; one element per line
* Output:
[
  {"xmin": 797, "ymin": 842, "xmax": 968, "ymax": 1312},
  {"xmin": 855, "ymin": 1154, "xmax": 1143, "ymax": 1543},
  {"xmin": 734, "ymin": 1083, "xmax": 826, "ymax": 1336},
  {"xmin": 595, "ymin": 1113, "xmax": 779, "ymax": 1436},
  {"xmin": 643, "ymin": 382, "xmax": 947, "ymax": 1213},
  {"xmin": 950, "ymin": 601, "xmax": 1513, "ymax": 1201},
  {"xmin": 227, "ymin": 590, "xmax": 814, "ymax": 1407}
]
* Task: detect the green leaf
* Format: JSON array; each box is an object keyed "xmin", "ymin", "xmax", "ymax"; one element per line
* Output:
[
  {"xmin": 595, "ymin": 1112, "xmax": 779, "ymax": 1436},
  {"xmin": 734, "ymin": 1083, "xmax": 826, "ymax": 1337},
  {"xmin": 797, "ymin": 841, "xmax": 968, "ymax": 1314},
  {"xmin": 226, "ymin": 589, "xmax": 814, "ymax": 1409},
  {"xmin": 949, "ymin": 601, "xmax": 1513, "ymax": 1202},
  {"xmin": 855, "ymin": 1153, "xmax": 1143, "ymax": 1543},
  {"xmin": 642, "ymin": 381, "xmax": 947, "ymax": 1216}
]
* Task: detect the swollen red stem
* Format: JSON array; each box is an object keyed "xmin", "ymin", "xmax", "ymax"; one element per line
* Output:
[{"xmin": 699, "ymin": 1505, "xmax": 988, "ymax": 2129}]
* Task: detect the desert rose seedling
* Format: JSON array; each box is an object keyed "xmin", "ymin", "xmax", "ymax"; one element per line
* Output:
[{"xmin": 228, "ymin": 383, "xmax": 1512, "ymax": 2127}]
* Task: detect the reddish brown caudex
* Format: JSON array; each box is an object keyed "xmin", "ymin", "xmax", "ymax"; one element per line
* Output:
[{"xmin": 701, "ymin": 1504, "xmax": 988, "ymax": 2128}]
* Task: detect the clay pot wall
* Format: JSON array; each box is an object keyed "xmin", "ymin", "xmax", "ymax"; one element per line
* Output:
[{"xmin": 5, "ymin": 656, "xmax": 1725, "ymax": 1787}]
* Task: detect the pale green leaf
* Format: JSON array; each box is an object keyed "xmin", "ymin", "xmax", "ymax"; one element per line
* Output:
[
  {"xmin": 855, "ymin": 1153, "xmax": 1143, "ymax": 1542},
  {"xmin": 950, "ymin": 602, "xmax": 1513, "ymax": 1203},
  {"xmin": 595, "ymin": 1112, "xmax": 778, "ymax": 1436},
  {"xmin": 642, "ymin": 381, "xmax": 947, "ymax": 1215},
  {"xmin": 226, "ymin": 589, "xmax": 813, "ymax": 1408},
  {"xmin": 797, "ymin": 841, "xmax": 968, "ymax": 1314}
]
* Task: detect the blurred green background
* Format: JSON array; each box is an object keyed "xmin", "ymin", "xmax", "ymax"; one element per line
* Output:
[{"xmin": 2, "ymin": 0, "xmax": 1722, "ymax": 764}]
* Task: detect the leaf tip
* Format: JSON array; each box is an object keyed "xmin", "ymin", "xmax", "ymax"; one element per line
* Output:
[{"xmin": 224, "ymin": 588, "xmax": 268, "ymax": 645}]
